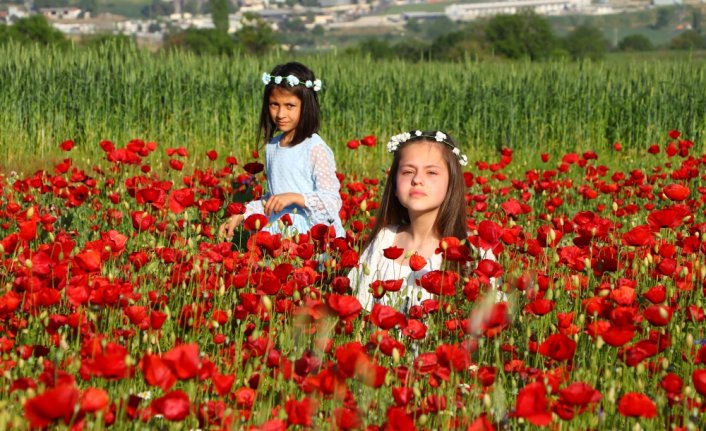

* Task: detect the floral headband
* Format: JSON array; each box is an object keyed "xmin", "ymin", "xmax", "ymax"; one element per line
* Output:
[
  {"xmin": 261, "ymin": 72, "xmax": 322, "ymax": 92},
  {"xmin": 387, "ymin": 130, "xmax": 468, "ymax": 166}
]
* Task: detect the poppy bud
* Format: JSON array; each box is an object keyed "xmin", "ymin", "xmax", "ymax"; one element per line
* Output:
[
  {"xmin": 26, "ymin": 207, "xmax": 34, "ymax": 219},
  {"xmin": 483, "ymin": 394, "xmax": 491, "ymax": 408},
  {"xmin": 360, "ymin": 200, "xmax": 367, "ymax": 212},
  {"xmin": 24, "ymin": 259, "xmax": 32, "ymax": 269},
  {"xmin": 261, "ymin": 295, "xmax": 272, "ymax": 312},
  {"xmin": 612, "ymin": 201, "xmax": 618, "ymax": 212},
  {"xmin": 686, "ymin": 334, "xmax": 694, "ymax": 348},
  {"xmin": 392, "ymin": 348, "xmax": 400, "ymax": 364},
  {"xmin": 596, "ymin": 336, "xmax": 604, "ymax": 349}
]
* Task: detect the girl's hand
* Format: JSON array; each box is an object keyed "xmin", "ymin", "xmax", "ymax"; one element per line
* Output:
[
  {"xmin": 264, "ymin": 193, "xmax": 304, "ymax": 216},
  {"xmin": 219, "ymin": 214, "xmax": 244, "ymax": 241}
]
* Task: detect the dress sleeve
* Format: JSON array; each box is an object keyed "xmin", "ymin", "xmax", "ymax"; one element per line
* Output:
[
  {"xmin": 242, "ymin": 198, "xmax": 266, "ymax": 219},
  {"xmin": 302, "ymin": 143, "xmax": 343, "ymax": 226}
]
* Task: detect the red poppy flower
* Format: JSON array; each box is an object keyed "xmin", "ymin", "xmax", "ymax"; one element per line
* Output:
[
  {"xmin": 243, "ymin": 162, "xmax": 264, "ymax": 175},
  {"xmin": 206, "ymin": 150, "xmax": 218, "ymax": 160},
  {"xmin": 642, "ymin": 305, "xmax": 673, "ymax": 326},
  {"xmin": 212, "ymin": 373, "xmax": 235, "ymax": 396},
  {"xmin": 418, "ymin": 270, "xmax": 459, "ymax": 296},
  {"xmin": 512, "ymin": 381, "xmax": 552, "ymax": 426},
  {"xmin": 162, "ymin": 343, "xmax": 200, "ymax": 380},
  {"xmin": 662, "ymin": 184, "xmax": 690, "ymax": 201},
  {"xmin": 74, "ymin": 249, "xmax": 102, "ymax": 273},
  {"xmin": 668, "ymin": 129, "xmax": 681, "ymax": 139},
  {"xmin": 130, "ymin": 211, "xmax": 155, "ymax": 231},
  {"xmin": 168, "ymin": 188, "xmax": 195, "ymax": 214},
  {"xmin": 169, "ymin": 159, "xmax": 184, "ymax": 171},
  {"xmin": 361, "ymin": 135, "xmax": 377, "ymax": 147},
  {"xmin": 692, "ymin": 369, "xmax": 706, "ymax": 396},
  {"xmin": 383, "ymin": 246, "xmax": 404, "ymax": 260},
  {"xmin": 150, "ymin": 390, "xmax": 191, "ymax": 421},
  {"xmin": 243, "ymin": 214, "xmax": 269, "ymax": 231},
  {"xmin": 327, "ymin": 294, "xmax": 362, "ymax": 319},
  {"xmin": 370, "ymin": 304, "xmax": 406, "ymax": 330},
  {"xmin": 346, "ymin": 140, "xmax": 360, "ymax": 150},
  {"xmin": 409, "ymin": 253, "xmax": 427, "ymax": 271},
  {"xmin": 601, "ymin": 325, "xmax": 636, "ymax": 347},
  {"xmin": 80, "ymin": 387, "xmax": 109, "ymax": 413},
  {"xmin": 141, "ymin": 354, "xmax": 177, "ymax": 390},
  {"xmin": 558, "ymin": 382, "xmax": 601, "ymax": 406},
  {"xmin": 437, "ymin": 237, "xmax": 470, "ymax": 261},
  {"xmin": 24, "ymin": 384, "xmax": 80, "ymax": 428},
  {"xmin": 18, "ymin": 219, "xmax": 38, "ymax": 241},
  {"xmin": 334, "ymin": 407, "xmax": 362, "ymax": 430},
  {"xmin": 621, "ymin": 225, "xmax": 654, "ymax": 247},
  {"xmin": 538, "ymin": 333, "xmax": 576, "ymax": 361},
  {"xmin": 617, "ymin": 392, "xmax": 656, "ymax": 418},
  {"xmin": 59, "ymin": 140, "xmax": 75, "ymax": 151},
  {"xmin": 385, "ymin": 406, "xmax": 416, "ymax": 431},
  {"xmin": 285, "ymin": 397, "xmax": 317, "ymax": 427},
  {"xmin": 476, "ymin": 220, "xmax": 503, "ymax": 250},
  {"xmin": 660, "ymin": 373, "xmax": 683, "ymax": 394},
  {"xmin": 401, "ymin": 319, "xmax": 427, "ymax": 340}
]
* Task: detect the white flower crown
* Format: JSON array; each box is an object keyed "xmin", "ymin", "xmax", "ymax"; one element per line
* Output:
[
  {"xmin": 261, "ymin": 72, "xmax": 322, "ymax": 92},
  {"xmin": 387, "ymin": 130, "xmax": 468, "ymax": 166}
]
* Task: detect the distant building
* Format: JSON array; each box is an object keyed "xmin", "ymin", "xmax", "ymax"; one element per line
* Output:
[
  {"xmin": 39, "ymin": 7, "xmax": 82, "ymax": 20},
  {"xmin": 320, "ymin": 0, "xmax": 357, "ymax": 7},
  {"xmin": 446, "ymin": 0, "xmax": 590, "ymax": 21},
  {"xmin": 401, "ymin": 11, "xmax": 446, "ymax": 22},
  {"xmin": 651, "ymin": 0, "xmax": 682, "ymax": 5}
]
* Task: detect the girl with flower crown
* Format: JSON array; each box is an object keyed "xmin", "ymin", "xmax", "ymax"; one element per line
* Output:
[
  {"xmin": 219, "ymin": 62, "xmax": 345, "ymax": 239},
  {"xmin": 348, "ymin": 130, "xmax": 496, "ymax": 313}
]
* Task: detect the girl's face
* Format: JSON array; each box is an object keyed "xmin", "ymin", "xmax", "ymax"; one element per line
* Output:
[
  {"xmin": 395, "ymin": 141, "xmax": 450, "ymax": 218},
  {"xmin": 268, "ymin": 87, "xmax": 301, "ymax": 144}
]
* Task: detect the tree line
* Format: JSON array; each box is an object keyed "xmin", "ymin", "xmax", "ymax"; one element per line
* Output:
[{"xmin": 2, "ymin": 10, "xmax": 706, "ymax": 60}]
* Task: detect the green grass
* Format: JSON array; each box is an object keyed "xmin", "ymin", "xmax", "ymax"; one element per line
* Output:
[{"xmin": 1, "ymin": 42, "xmax": 705, "ymax": 176}]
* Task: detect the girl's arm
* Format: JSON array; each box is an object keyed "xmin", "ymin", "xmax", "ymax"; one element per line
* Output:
[{"xmin": 302, "ymin": 143, "xmax": 343, "ymax": 225}]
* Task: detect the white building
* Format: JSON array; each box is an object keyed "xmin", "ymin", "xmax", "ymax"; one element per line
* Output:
[
  {"xmin": 39, "ymin": 7, "xmax": 83, "ymax": 20},
  {"xmin": 446, "ymin": 0, "xmax": 591, "ymax": 21}
]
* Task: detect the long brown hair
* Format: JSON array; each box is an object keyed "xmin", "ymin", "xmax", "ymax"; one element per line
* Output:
[
  {"xmin": 258, "ymin": 62, "xmax": 321, "ymax": 147},
  {"xmin": 363, "ymin": 131, "xmax": 468, "ymax": 252}
]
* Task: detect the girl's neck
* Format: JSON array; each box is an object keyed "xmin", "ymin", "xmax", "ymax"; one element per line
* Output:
[
  {"xmin": 279, "ymin": 131, "xmax": 295, "ymax": 147},
  {"xmin": 397, "ymin": 211, "xmax": 441, "ymax": 255}
]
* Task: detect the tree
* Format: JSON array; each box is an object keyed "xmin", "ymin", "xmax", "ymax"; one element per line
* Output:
[
  {"xmin": 234, "ymin": 13, "xmax": 275, "ymax": 55},
  {"xmin": 484, "ymin": 12, "xmax": 557, "ymax": 60},
  {"xmin": 8, "ymin": 15, "xmax": 68, "ymax": 47},
  {"xmin": 279, "ymin": 17, "xmax": 306, "ymax": 33},
  {"xmin": 167, "ymin": 28, "xmax": 237, "ymax": 55},
  {"xmin": 653, "ymin": 7, "xmax": 672, "ymax": 29},
  {"xmin": 211, "ymin": 0, "xmax": 229, "ymax": 33},
  {"xmin": 670, "ymin": 30, "xmax": 706, "ymax": 50},
  {"xmin": 563, "ymin": 24, "xmax": 608, "ymax": 60},
  {"xmin": 142, "ymin": 0, "xmax": 175, "ymax": 18},
  {"xmin": 618, "ymin": 34, "xmax": 654, "ymax": 52},
  {"xmin": 692, "ymin": 9, "xmax": 703, "ymax": 33}
]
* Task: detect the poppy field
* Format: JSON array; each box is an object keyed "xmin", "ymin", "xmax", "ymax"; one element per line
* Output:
[{"xmin": 0, "ymin": 126, "xmax": 704, "ymax": 430}]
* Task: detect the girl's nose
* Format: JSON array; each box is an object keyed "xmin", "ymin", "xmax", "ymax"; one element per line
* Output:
[{"xmin": 412, "ymin": 174, "xmax": 423, "ymax": 185}]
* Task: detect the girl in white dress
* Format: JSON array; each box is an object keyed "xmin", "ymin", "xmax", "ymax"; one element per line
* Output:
[
  {"xmin": 348, "ymin": 130, "xmax": 495, "ymax": 313},
  {"xmin": 219, "ymin": 62, "xmax": 345, "ymax": 239}
]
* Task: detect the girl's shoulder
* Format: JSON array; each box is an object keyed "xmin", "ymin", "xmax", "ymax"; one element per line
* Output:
[
  {"xmin": 305, "ymin": 133, "xmax": 331, "ymax": 151},
  {"xmin": 369, "ymin": 225, "xmax": 400, "ymax": 249}
]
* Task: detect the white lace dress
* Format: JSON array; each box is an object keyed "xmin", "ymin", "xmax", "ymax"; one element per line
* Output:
[
  {"xmin": 243, "ymin": 133, "xmax": 345, "ymax": 237},
  {"xmin": 348, "ymin": 225, "xmax": 499, "ymax": 312}
]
